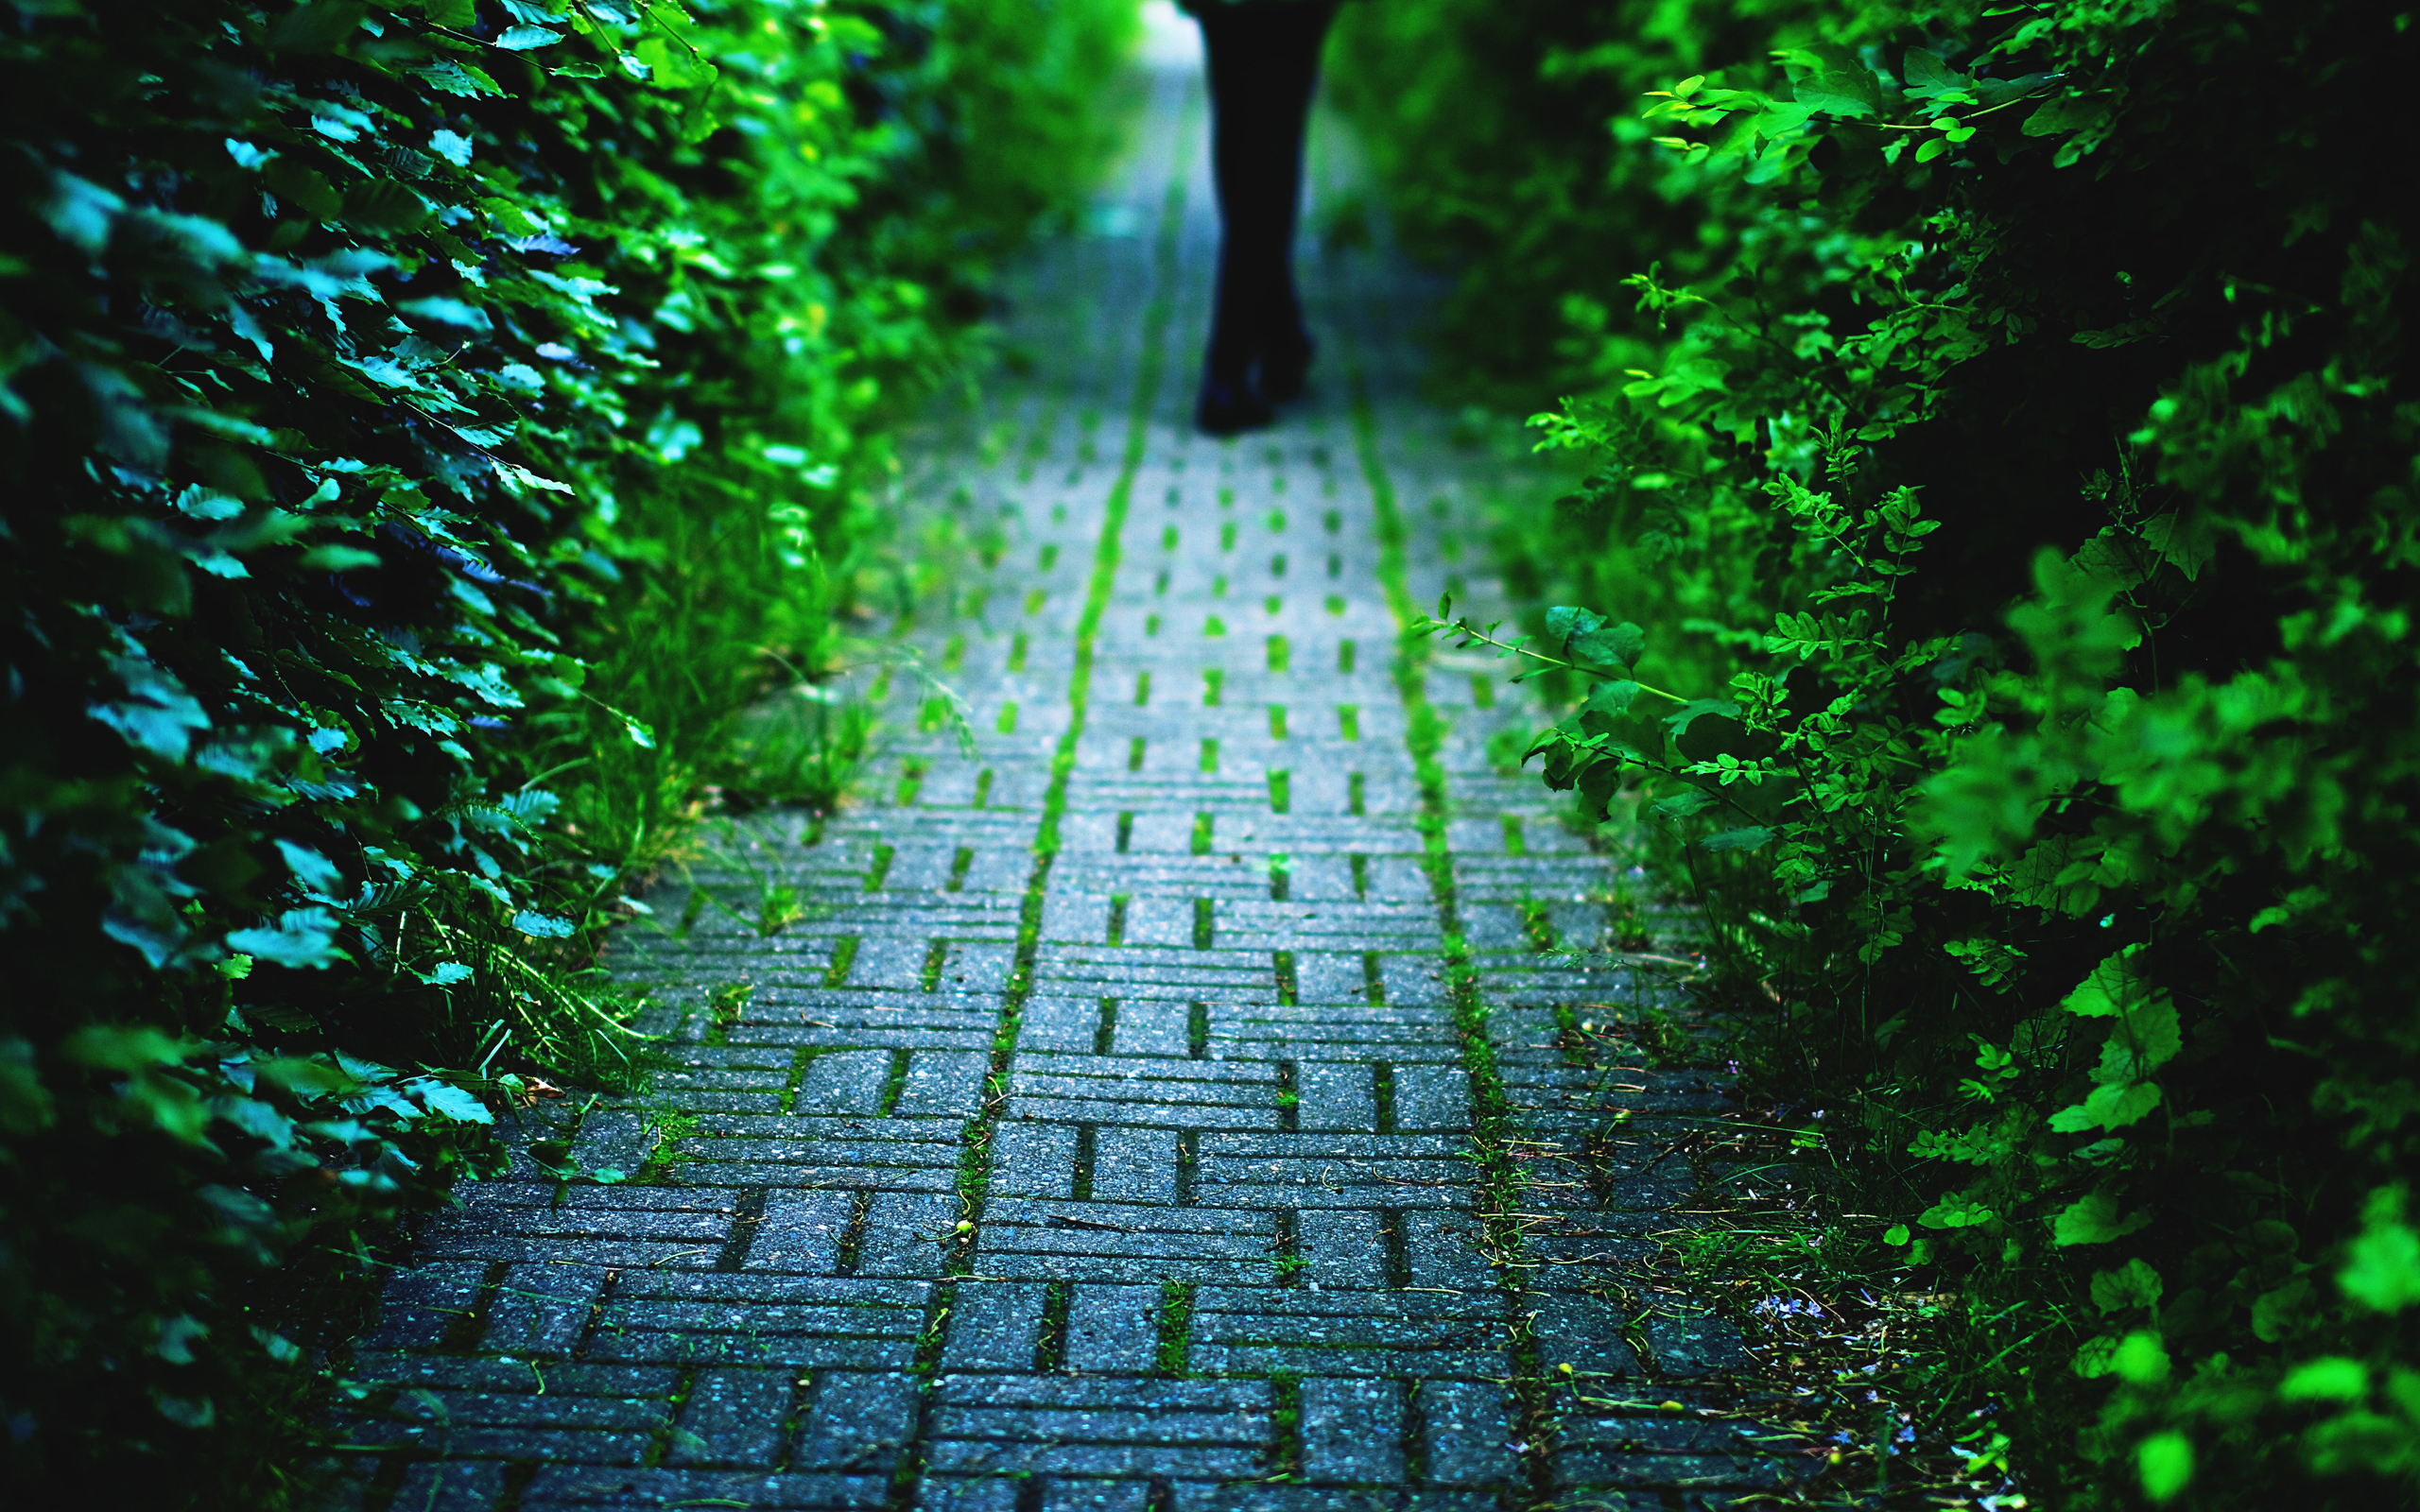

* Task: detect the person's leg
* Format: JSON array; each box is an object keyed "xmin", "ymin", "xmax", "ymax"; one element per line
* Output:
[
  {"xmin": 1196, "ymin": 3, "xmax": 1337, "ymax": 431},
  {"xmin": 1244, "ymin": 3, "xmax": 1334, "ymax": 401}
]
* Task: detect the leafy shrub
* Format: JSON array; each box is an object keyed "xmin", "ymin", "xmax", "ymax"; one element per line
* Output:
[
  {"xmin": 0, "ymin": 0, "xmax": 1129, "ymax": 1500},
  {"xmin": 1379, "ymin": 0, "xmax": 2420, "ymax": 1503}
]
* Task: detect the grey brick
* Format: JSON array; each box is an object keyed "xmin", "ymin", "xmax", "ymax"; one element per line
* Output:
[
  {"xmin": 667, "ymin": 1368, "xmax": 792, "ymax": 1467},
  {"xmin": 916, "ymin": 1479, "xmax": 1020, "ymax": 1512},
  {"xmin": 569, "ymin": 1109, "xmax": 658, "ymax": 1174},
  {"xmin": 856, "ymin": 1191, "xmax": 957, "ymax": 1277},
  {"xmin": 893, "ymin": 1050, "xmax": 988, "ymax": 1118},
  {"xmin": 940, "ymin": 1280, "xmax": 1048, "ymax": 1371},
  {"xmin": 800, "ymin": 1049, "xmax": 894, "ymax": 1114},
  {"xmin": 363, "ymin": 1259, "xmax": 490, "ymax": 1349},
  {"xmin": 483, "ymin": 1262, "xmax": 604, "ymax": 1355},
  {"xmin": 1402, "ymin": 1211, "xmax": 1493, "ymax": 1290},
  {"xmin": 1303, "ymin": 1377, "xmax": 1407, "ymax": 1483},
  {"xmin": 1532, "ymin": 1293, "xmax": 1644, "ymax": 1378},
  {"xmin": 992, "ymin": 1122, "xmax": 1079, "ymax": 1199},
  {"xmin": 388, "ymin": 1458, "xmax": 508, "ymax": 1511},
  {"xmin": 1421, "ymin": 1379, "xmax": 1518, "ymax": 1486},
  {"xmin": 521, "ymin": 1465, "xmax": 889, "ymax": 1508},
  {"xmin": 1090, "ymin": 1126, "xmax": 1176, "ymax": 1204},
  {"xmin": 748, "ymin": 1190, "xmax": 856, "ymax": 1273},
  {"xmin": 1640, "ymin": 1303, "xmax": 1758, "ymax": 1377},
  {"xmin": 1110, "ymin": 997, "xmax": 1196, "ymax": 1056},
  {"xmin": 1391, "ymin": 1065, "xmax": 1471, "ymax": 1132},
  {"xmin": 1020, "ymin": 997, "xmax": 1106, "ymax": 1053},
  {"xmin": 1295, "ymin": 1209, "xmax": 1389, "ymax": 1289},
  {"xmin": 798, "ymin": 1371, "xmax": 921, "ymax": 1474},
  {"xmin": 1064, "ymin": 1283, "xmax": 1159, "ymax": 1372},
  {"xmin": 1296, "ymin": 1062, "xmax": 1376, "ymax": 1131}
]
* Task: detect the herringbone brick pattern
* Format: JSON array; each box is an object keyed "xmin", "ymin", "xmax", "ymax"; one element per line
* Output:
[{"xmin": 327, "ymin": 17, "xmax": 1809, "ymax": 1510}]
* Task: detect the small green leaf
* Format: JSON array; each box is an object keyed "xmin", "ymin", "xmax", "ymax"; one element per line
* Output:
[
  {"xmin": 227, "ymin": 907, "xmax": 350, "ymax": 969},
  {"xmin": 2053, "ymin": 1189, "xmax": 2150, "ymax": 1246},
  {"xmin": 1651, "ymin": 788, "xmax": 1715, "ymax": 820},
  {"xmin": 2090, "ymin": 1259, "xmax": 2164, "ymax": 1314},
  {"xmin": 1545, "ymin": 605, "xmax": 1605, "ymax": 644},
  {"xmin": 2024, "ymin": 93, "xmax": 2111, "ymax": 138},
  {"xmin": 1583, "ymin": 679, "xmax": 1638, "ymax": 718},
  {"xmin": 2135, "ymin": 1430, "xmax": 2193, "ymax": 1502},
  {"xmin": 341, "ymin": 180, "xmax": 433, "ymax": 232},
  {"xmin": 1703, "ymin": 826, "xmax": 1776, "ymax": 852},
  {"xmin": 2278, "ymin": 1357, "xmax": 2369, "ymax": 1402},
  {"xmin": 2113, "ymin": 1331, "xmax": 2170, "ymax": 1384},
  {"xmin": 268, "ymin": 0, "xmax": 368, "ymax": 53},
  {"xmin": 2339, "ymin": 1186, "xmax": 2420, "ymax": 1313}
]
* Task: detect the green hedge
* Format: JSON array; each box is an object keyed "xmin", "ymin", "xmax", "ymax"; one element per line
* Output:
[
  {"xmin": 1354, "ymin": 0, "xmax": 2420, "ymax": 1504},
  {"xmin": 0, "ymin": 0, "xmax": 1130, "ymax": 1500}
]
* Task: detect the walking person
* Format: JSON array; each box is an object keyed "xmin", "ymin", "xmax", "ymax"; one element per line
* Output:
[{"xmin": 1179, "ymin": 0, "xmax": 1341, "ymax": 435}]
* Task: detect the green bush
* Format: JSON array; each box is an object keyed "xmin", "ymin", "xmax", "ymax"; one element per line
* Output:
[
  {"xmin": 1373, "ymin": 0, "xmax": 2420, "ymax": 1503},
  {"xmin": 0, "ymin": 0, "xmax": 1130, "ymax": 1500}
]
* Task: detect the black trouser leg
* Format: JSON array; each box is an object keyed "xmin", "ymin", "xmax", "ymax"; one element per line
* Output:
[{"xmin": 1198, "ymin": 2, "xmax": 1336, "ymax": 385}]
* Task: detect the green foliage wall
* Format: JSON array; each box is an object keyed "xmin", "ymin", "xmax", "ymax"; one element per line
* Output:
[
  {"xmin": 1355, "ymin": 0, "xmax": 2420, "ymax": 1504},
  {"xmin": 0, "ymin": 0, "xmax": 1131, "ymax": 1499}
]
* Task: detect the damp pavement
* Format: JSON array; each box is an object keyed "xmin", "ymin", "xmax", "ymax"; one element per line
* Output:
[{"xmin": 327, "ymin": 16, "xmax": 1814, "ymax": 1511}]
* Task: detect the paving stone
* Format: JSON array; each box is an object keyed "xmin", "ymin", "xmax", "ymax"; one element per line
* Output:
[
  {"xmin": 352, "ymin": 1417, "xmax": 655, "ymax": 1465},
  {"xmin": 799, "ymin": 1049, "xmax": 893, "ymax": 1114},
  {"xmin": 1390, "ymin": 1065, "xmax": 1471, "ymax": 1132},
  {"xmin": 975, "ymin": 1199, "xmax": 1280, "ymax": 1284},
  {"xmin": 1173, "ymin": 1487, "xmax": 1505, "ymax": 1511},
  {"xmin": 1419, "ymin": 1379, "xmax": 1519, "ymax": 1486},
  {"xmin": 1302, "ymin": 1377, "xmax": 1407, "ymax": 1483},
  {"xmin": 748, "ymin": 1190, "xmax": 856, "ymax": 1273},
  {"xmin": 1110, "ymin": 997, "xmax": 1196, "ymax": 1056},
  {"xmin": 570, "ymin": 1108, "xmax": 659, "ymax": 1173},
  {"xmin": 1295, "ymin": 1209, "xmax": 1389, "ymax": 1289},
  {"xmin": 1184, "ymin": 1288, "xmax": 1508, "ymax": 1378},
  {"xmin": 522, "ymin": 1466, "xmax": 889, "ymax": 1508},
  {"xmin": 484, "ymin": 1262, "xmax": 605, "ymax": 1355},
  {"xmin": 925, "ymin": 1376, "xmax": 1270, "ymax": 1478},
  {"xmin": 389, "ymin": 1457, "xmax": 509, "ymax": 1511},
  {"xmin": 915, "ymin": 1480, "xmax": 1021, "ymax": 1512},
  {"xmin": 1090, "ymin": 1125, "xmax": 1177, "ymax": 1203},
  {"xmin": 1401, "ymin": 1211, "xmax": 1493, "ymax": 1290},
  {"xmin": 361, "ymin": 1259, "xmax": 490, "ymax": 1349},
  {"xmin": 1640, "ymin": 1302, "xmax": 1759, "ymax": 1378},
  {"xmin": 798, "ymin": 1371, "xmax": 923, "ymax": 1474},
  {"xmin": 855, "ymin": 1192, "xmax": 957, "ymax": 1277},
  {"xmin": 1064, "ymin": 1283, "xmax": 1160, "ymax": 1373},
  {"xmin": 1194, "ymin": 1133, "xmax": 1477, "ymax": 1210},
  {"xmin": 668, "ymin": 1367, "xmax": 793, "ymax": 1467},
  {"xmin": 893, "ymin": 1050, "xmax": 990, "ymax": 1118},
  {"xmin": 1531, "ymin": 1292, "xmax": 1646, "ymax": 1378},
  {"xmin": 351, "ymin": 1354, "xmax": 680, "ymax": 1398},
  {"xmin": 1296, "ymin": 1061, "xmax": 1376, "ymax": 1131},
  {"xmin": 1021, "ymin": 996, "xmax": 1108, "ymax": 1053},
  {"xmin": 992, "ymin": 1121, "xmax": 1080, "ymax": 1199},
  {"xmin": 941, "ymin": 1280, "xmax": 1048, "ymax": 1371}
]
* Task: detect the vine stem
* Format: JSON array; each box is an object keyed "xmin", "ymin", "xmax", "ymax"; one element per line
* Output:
[{"xmin": 1416, "ymin": 614, "xmax": 1694, "ymax": 704}]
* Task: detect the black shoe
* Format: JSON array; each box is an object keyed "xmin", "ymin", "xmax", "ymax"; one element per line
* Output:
[
  {"xmin": 1259, "ymin": 329, "xmax": 1315, "ymax": 404},
  {"xmin": 1197, "ymin": 369, "xmax": 1273, "ymax": 435}
]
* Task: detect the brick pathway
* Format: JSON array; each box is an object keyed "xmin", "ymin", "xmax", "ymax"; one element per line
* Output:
[{"xmin": 335, "ymin": 20, "xmax": 1808, "ymax": 1512}]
